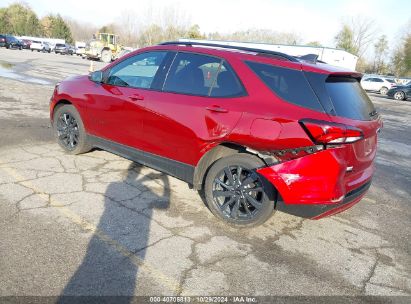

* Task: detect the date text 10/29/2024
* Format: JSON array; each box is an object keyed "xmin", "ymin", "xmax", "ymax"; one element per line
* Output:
[{"xmin": 149, "ymin": 296, "xmax": 257, "ymax": 303}]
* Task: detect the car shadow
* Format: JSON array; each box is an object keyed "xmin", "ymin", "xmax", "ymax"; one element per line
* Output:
[{"xmin": 58, "ymin": 162, "xmax": 170, "ymax": 302}]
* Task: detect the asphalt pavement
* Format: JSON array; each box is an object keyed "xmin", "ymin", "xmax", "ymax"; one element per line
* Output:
[{"xmin": 0, "ymin": 48, "xmax": 410, "ymax": 300}]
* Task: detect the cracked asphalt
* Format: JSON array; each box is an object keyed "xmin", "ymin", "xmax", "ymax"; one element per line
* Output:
[{"xmin": 0, "ymin": 48, "xmax": 410, "ymax": 298}]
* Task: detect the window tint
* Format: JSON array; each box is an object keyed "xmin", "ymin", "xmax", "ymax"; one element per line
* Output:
[
  {"xmin": 375, "ymin": 78, "xmax": 383, "ymax": 82},
  {"xmin": 325, "ymin": 77, "xmax": 376, "ymax": 121},
  {"xmin": 106, "ymin": 51, "xmax": 167, "ymax": 89},
  {"xmin": 246, "ymin": 61, "xmax": 323, "ymax": 111},
  {"xmin": 210, "ymin": 62, "xmax": 245, "ymax": 97},
  {"xmin": 164, "ymin": 52, "xmax": 220, "ymax": 96}
]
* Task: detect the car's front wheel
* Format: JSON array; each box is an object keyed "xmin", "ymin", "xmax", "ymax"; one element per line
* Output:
[
  {"xmin": 204, "ymin": 154, "xmax": 275, "ymax": 227},
  {"xmin": 394, "ymin": 91, "xmax": 405, "ymax": 100},
  {"xmin": 53, "ymin": 104, "xmax": 92, "ymax": 155}
]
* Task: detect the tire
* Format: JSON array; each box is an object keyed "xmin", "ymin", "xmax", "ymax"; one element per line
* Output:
[
  {"xmin": 380, "ymin": 87, "xmax": 388, "ymax": 95},
  {"xmin": 101, "ymin": 49, "xmax": 112, "ymax": 63},
  {"xmin": 48, "ymin": 49, "xmax": 51, "ymax": 53},
  {"xmin": 53, "ymin": 104, "xmax": 92, "ymax": 155},
  {"xmin": 204, "ymin": 154, "xmax": 275, "ymax": 227},
  {"xmin": 394, "ymin": 91, "xmax": 405, "ymax": 100}
]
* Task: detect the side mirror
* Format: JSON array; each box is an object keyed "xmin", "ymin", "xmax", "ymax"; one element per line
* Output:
[{"xmin": 89, "ymin": 71, "xmax": 103, "ymax": 83}]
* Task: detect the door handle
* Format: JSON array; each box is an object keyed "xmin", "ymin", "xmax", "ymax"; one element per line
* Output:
[
  {"xmin": 206, "ymin": 105, "xmax": 228, "ymax": 113},
  {"xmin": 128, "ymin": 94, "xmax": 144, "ymax": 101}
]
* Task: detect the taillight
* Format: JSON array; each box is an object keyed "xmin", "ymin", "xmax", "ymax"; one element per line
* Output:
[{"xmin": 299, "ymin": 119, "xmax": 363, "ymax": 145}]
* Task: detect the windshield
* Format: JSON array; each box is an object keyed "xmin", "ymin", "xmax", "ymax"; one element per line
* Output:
[{"xmin": 325, "ymin": 77, "xmax": 376, "ymax": 121}]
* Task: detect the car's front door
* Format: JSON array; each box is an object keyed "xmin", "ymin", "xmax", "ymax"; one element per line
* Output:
[{"xmin": 85, "ymin": 50, "xmax": 170, "ymax": 148}]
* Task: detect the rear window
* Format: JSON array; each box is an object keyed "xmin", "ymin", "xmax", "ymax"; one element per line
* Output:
[
  {"xmin": 385, "ymin": 78, "xmax": 395, "ymax": 83},
  {"xmin": 245, "ymin": 61, "xmax": 324, "ymax": 112},
  {"xmin": 325, "ymin": 77, "xmax": 376, "ymax": 121}
]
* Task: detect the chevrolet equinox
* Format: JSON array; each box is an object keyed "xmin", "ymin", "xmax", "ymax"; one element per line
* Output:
[{"xmin": 50, "ymin": 41, "xmax": 382, "ymax": 227}]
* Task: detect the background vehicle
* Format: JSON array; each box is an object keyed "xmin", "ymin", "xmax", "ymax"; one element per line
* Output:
[
  {"xmin": 43, "ymin": 42, "xmax": 51, "ymax": 53},
  {"xmin": 50, "ymin": 41, "xmax": 382, "ymax": 227},
  {"xmin": 0, "ymin": 35, "xmax": 7, "ymax": 47},
  {"xmin": 30, "ymin": 41, "xmax": 50, "ymax": 52},
  {"xmin": 361, "ymin": 76, "xmax": 396, "ymax": 95},
  {"xmin": 20, "ymin": 39, "xmax": 32, "ymax": 49},
  {"xmin": 0, "ymin": 35, "xmax": 23, "ymax": 49},
  {"xmin": 85, "ymin": 32, "xmax": 123, "ymax": 63},
  {"xmin": 76, "ymin": 46, "xmax": 85, "ymax": 56},
  {"xmin": 55, "ymin": 43, "xmax": 68, "ymax": 54},
  {"xmin": 67, "ymin": 45, "xmax": 75, "ymax": 55},
  {"xmin": 387, "ymin": 83, "xmax": 411, "ymax": 101}
]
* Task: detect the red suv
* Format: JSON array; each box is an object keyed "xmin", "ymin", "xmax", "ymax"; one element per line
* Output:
[{"xmin": 50, "ymin": 42, "xmax": 382, "ymax": 227}]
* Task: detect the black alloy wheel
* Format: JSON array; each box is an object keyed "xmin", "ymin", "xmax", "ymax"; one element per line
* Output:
[
  {"xmin": 56, "ymin": 112, "xmax": 80, "ymax": 151},
  {"xmin": 204, "ymin": 154, "xmax": 275, "ymax": 227},
  {"xmin": 53, "ymin": 104, "xmax": 91, "ymax": 155},
  {"xmin": 212, "ymin": 165, "xmax": 264, "ymax": 220}
]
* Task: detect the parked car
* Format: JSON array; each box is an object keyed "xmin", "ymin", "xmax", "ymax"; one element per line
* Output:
[
  {"xmin": 30, "ymin": 41, "xmax": 50, "ymax": 52},
  {"xmin": 360, "ymin": 76, "xmax": 396, "ymax": 95},
  {"xmin": 43, "ymin": 42, "xmax": 51, "ymax": 53},
  {"xmin": 75, "ymin": 46, "xmax": 85, "ymax": 56},
  {"xmin": 50, "ymin": 41, "xmax": 382, "ymax": 227},
  {"xmin": 67, "ymin": 45, "xmax": 76, "ymax": 55},
  {"xmin": 20, "ymin": 39, "xmax": 32, "ymax": 49},
  {"xmin": 55, "ymin": 43, "xmax": 68, "ymax": 54},
  {"xmin": 387, "ymin": 83, "xmax": 411, "ymax": 101},
  {"xmin": 0, "ymin": 35, "xmax": 5, "ymax": 47},
  {"xmin": 0, "ymin": 35, "xmax": 23, "ymax": 49}
]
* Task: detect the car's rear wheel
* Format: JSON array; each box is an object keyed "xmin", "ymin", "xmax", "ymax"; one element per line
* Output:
[
  {"xmin": 204, "ymin": 154, "xmax": 275, "ymax": 227},
  {"xmin": 380, "ymin": 87, "xmax": 388, "ymax": 95},
  {"xmin": 394, "ymin": 91, "xmax": 405, "ymax": 100},
  {"xmin": 53, "ymin": 105, "xmax": 92, "ymax": 155}
]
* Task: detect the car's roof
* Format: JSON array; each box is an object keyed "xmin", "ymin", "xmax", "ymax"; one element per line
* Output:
[{"xmin": 124, "ymin": 44, "xmax": 360, "ymax": 77}]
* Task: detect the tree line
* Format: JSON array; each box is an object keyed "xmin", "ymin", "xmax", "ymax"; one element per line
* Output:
[
  {"xmin": 334, "ymin": 17, "xmax": 411, "ymax": 77},
  {"xmin": 1, "ymin": 2, "xmax": 410, "ymax": 77},
  {"xmin": 0, "ymin": 3, "xmax": 74, "ymax": 43}
]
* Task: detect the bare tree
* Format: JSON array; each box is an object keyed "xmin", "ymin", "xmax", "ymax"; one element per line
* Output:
[
  {"xmin": 335, "ymin": 16, "xmax": 377, "ymax": 59},
  {"xmin": 64, "ymin": 17, "xmax": 98, "ymax": 42}
]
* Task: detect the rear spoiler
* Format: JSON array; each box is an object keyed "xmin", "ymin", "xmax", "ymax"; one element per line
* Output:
[{"xmin": 327, "ymin": 71, "xmax": 363, "ymax": 81}]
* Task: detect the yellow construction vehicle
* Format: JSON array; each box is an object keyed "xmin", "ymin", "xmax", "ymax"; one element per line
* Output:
[{"xmin": 85, "ymin": 33, "xmax": 123, "ymax": 63}]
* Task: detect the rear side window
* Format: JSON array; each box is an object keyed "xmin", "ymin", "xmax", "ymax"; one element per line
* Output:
[
  {"xmin": 325, "ymin": 77, "xmax": 376, "ymax": 121},
  {"xmin": 245, "ymin": 61, "xmax": 323, "ymax": 112},
  {"xmin": 164, "ymin": 52, "xmax": 221, "ymax": 96},
  {"xmin": 164, "ymin": 52, "xmax": 246, "ymax": 97},
  {"xmin": 210, "ymin": 62, "xmax": 245, "ymax": 97}
]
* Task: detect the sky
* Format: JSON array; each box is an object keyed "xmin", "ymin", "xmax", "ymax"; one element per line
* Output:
[{"xmin": 1, "ymin": 0, "xmax": 409, "ymax": 50}]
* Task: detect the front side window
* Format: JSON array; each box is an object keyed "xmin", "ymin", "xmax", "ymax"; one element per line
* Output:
[{"xmin": 106, "ymin": 51, "xmax": 167, "ymax": 89}]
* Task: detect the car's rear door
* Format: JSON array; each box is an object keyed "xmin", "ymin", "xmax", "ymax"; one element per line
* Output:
[{"xmin": 141, "ymin": 51, "xmax": 246, "ymax": 166}]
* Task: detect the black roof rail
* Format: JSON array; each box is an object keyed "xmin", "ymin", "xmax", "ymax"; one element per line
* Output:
[{"xmin": 159, "ymin": 41, "xmax": 300, "ymax": 62}]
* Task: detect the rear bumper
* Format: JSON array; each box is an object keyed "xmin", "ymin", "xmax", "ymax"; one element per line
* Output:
[
  {"xmin": 257, "ymin": 148, "xmax": 374, "ymax": 219},
  {"xmin": 275, "ymin": 180, "xmax": 371, "ymax": 219}
]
